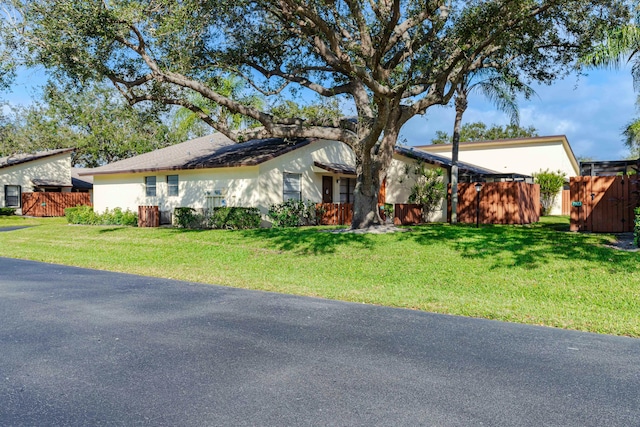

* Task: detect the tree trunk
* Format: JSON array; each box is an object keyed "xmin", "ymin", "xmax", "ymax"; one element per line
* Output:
[
  {"xmin": 351, "ymin": 148, "xmax": 383, "ymax": 229},
  {"xmin": 451, "ymin": 94, "xmax": 467, "ymax": 224}
]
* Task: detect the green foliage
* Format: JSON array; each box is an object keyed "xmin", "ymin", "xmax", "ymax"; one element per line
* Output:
[
  {"xmin": 65, "ymin": 206, "xmax": 137, "ymax": 226},
  {"xmin": 1, "ymin": 82, "xmax": 181, "ymax": 165},
  {"xmin": 1, "ymin": 0, "xmax": 629, "ymax": 227},
  {"xmin": 173, "ymin": 207, "xmax": 199, "ymax": 229},
  {"xmin": 268, "ymin": 199, "xmax": 319, "ymax": 227},
  {"xmin": 431, "ymin": 122, "xmax": 539, "ymax": 144},
  {"xmin": 634, "ymin": 207, "xmax": 640, "ymax": 247},
  {"xmin": 209, "ymin": 207, "xmax": 261, "ymax": 230},
  {"xmin": 0, "ymin": 207, "xmax": 16, "ymax": 216},
  {"xmin": 406, "ymin": 165, "xmax": 446, "ymax": 222},
  {"xmin": 532, "ymin": 169, "xmax": 567, "ymax": 215}
]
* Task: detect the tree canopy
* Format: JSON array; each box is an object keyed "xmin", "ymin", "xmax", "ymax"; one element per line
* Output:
[
  {"xmin": 0, "ymin": 0, "xmax": 630, "ymax": 227},
  {"xmin": 430, "ymin": 122, "xmax": 539, "ymax": 144},
  {"xmin": 1, "ymin": 82, "xmax": 184, "ymax": 166}
]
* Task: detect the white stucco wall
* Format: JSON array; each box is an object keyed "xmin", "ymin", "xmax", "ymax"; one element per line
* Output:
[
  {"xmin": 91, "ymin": 139, "xmax": 357, "ymax": 223},
  {"xmin": 0, "ymin": 153, "xmax": 72, "ymax": 213},
  {"xmin": 418, "ymin": 138, "xmax": 577, "ymax": 215},
  {"xmin": 385, "ymin": 154, "xmax": 449, "ymax": 222},
  {"xmin": 93, "ymin": 167, "xmax": 261, "ymax": 213}
]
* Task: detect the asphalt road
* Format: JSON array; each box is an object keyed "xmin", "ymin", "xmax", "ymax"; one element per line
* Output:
[{"xmin": 0, "ymin": 257, "xmax": 638, "ymax": 426}]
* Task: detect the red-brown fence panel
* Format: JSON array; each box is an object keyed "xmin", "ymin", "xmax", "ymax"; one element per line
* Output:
[
  {"xmin": 394, "ymin": 204, "xmax": 423, "ymax": 225},
  {"xmin": 316, "ymin": 203, "xmax": 353, "ymax": 225},
  {"xmin": 138, "ymin": 205, "xmax": 160, "ymax": 227},
  {"xmin": 570, "ymin": 176, "xmax": 640, "ymax": 233},
  {"xmin": 452, "ymin": 182, "xmax": 540, "ymax": 225},
  {"xmin": 21, "ymin": 192, "xmax": 92, "ymax": 217}
]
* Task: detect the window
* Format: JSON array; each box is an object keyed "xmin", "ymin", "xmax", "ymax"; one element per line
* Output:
[
  {"xmin": 145, "ymin": 176, "xmax": 156, "ymax": 197},
  {"xmin": 283, "ymin": 173, "xmax": 302, "ymax": 201},
  {"xmin": 167, "ymin": 175, "xmax": 179, "ymax": 197},
  {"xmin": 4, "ymin": 185, "xmax": 21, "ymax": 208},
  {"xmin": 206, "ymin": 189, "xmax": 227, "ymax": 209},
  {"xmin": 339, "ymin": 178, "xmax": 355, "ymax": 203}
]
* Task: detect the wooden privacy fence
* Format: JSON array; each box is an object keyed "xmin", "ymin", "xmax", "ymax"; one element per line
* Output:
[
  {"xmin": 570, "ymin": 176, "xmax": 640, "ymax": 233},
  {"xmin": 316, "ymin": 203, "xmax": 423, "ymax": 226},
  {"xmin": 451, "ymin": 182, "xmax": 540, "ymax": 225},
  {"xmin": 138, "ymin": 205, "xmax": 160, "ymax": 228},
  {"xmin": 21, "ymin": 192, "xmax": 92, "ymax": 217}
]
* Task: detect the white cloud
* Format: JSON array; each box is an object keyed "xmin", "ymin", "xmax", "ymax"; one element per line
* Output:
[{"xmin": 402, "ymin": 67, "xmax": 638, "ymax": 161}]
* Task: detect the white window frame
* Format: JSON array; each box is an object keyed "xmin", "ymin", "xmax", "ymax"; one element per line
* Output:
[
  {"xmin": 283, "ymin": 173, "xmax": 302, "ymax": 201},
  {"xmin": 4, "ymin": 185, "xmax": 21, "ymax": 208},
  {"xmin": 167, "ymin": 175, "xmax": 179, "ymax": 197},
  {"xmin": 145, "ymin": 176, "xmax": 157, "ymax": 197}
]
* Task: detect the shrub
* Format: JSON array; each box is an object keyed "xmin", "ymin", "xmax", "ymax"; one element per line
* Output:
[
  {"xmin": 407, "ymin": 166, "xmax": 446, "ymax": 222},
  {"xmin": 634, "ymin": 207, "xmax": 640, "ymax": 247},
  {"xmin": 174, "ymin": 207, "xmax": 199, "ymax": 228},
  {"xmin": 268, "ymin": 199, "xmax": 318, "ymax": 227},
  {"xmin": 65, "ymin": 206, "xmax": 98, "ymax": 224},
  {"xmin": 65, "ymin": 205, "xmax": 138, "ymax": 226},
  {"xmin": 209, "ymin": 207, "xmax": 261, "ymax": 229},
  {"xmin": 0, "ymin": 207, "xmax": 16, "ymax": 216},
  {"xmin": 532, "ymin": 169, "xmax": 567, "ymax": 216}
]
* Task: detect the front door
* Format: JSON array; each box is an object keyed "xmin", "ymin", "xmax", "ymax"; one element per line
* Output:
[{"xmin": 322, "ymin": 176, "xmax": 333, "ymax": 203}]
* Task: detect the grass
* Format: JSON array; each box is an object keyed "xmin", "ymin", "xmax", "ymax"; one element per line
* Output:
[{"xmin": 1, "ymin": 215, "xmax": 639, "ymax": 337}]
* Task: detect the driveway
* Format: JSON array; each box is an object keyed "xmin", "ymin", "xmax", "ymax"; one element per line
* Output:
[{"xmin": 0, "ymin": 257, "xmax": 638, "ymax": 426}]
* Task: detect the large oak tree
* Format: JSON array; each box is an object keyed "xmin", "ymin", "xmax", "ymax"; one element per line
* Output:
[{"xmin": 1, "ymin": 0, "xmax": 629, "ymax": 227}]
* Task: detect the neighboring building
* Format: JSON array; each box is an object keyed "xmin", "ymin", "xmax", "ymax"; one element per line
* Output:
[
  {"xmin": 415, "ymin": 135, "xmax": 579, "ymax": 215},
  {"xmin": 0, "ymin": 148, "xmax": 75, "ymax": 214}
]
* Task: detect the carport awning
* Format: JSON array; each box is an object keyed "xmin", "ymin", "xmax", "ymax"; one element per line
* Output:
[{"xmin": 313, "ymin": 161, "xmax": 356, "ymax": 176}]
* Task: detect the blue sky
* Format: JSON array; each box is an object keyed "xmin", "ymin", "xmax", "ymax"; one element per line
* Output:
[{"xmin": 3, "ymin": 66, "xmax": 637, "ymax": 162}]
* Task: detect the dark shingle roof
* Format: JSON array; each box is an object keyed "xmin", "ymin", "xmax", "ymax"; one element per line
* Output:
[
  {"xmin": 81, "ymin": 135, "xmax": 315, "ymax": 176},
  {"xmin": 0, "ymin": 148, "xmax": 74, "ymax": 170}
]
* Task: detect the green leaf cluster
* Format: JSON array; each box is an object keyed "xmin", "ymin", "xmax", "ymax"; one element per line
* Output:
[
  {"xmin": 432, "ymin": 122, "xmax": 539, "ymax": 144},
  {"xmin": 268, "ymin": 199, "xmax": 319, "ymax": 227},
  {"xmin": 532, "ymin": 169, "xmax": 567, "ymax": 215},
  {"xmin": 407, "ymin": 165, "xmax": 446, "ymax": 222},
  {"xmin": 65, "ymin": 205, "xmax": 137, "ymax": 226}
]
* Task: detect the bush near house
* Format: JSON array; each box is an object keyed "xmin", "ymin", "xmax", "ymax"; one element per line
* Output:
[
  {"xmin": 268, "ymin": 199, "xmax": 319, "ymax": 227},
  {"xmin": 65, "ymin": 206, "xmax": 138, "ymax": 226},
  {"xmin": 0, "ymin": 208, "xmax": 16, "ymax": 216},
  {"xmin": 209, "ymin": 207, "xmax": 261, "ymax": 230},
  {"xmin": 634, "ymin": 207, "xmax": 640, "ymax": 247},
  {"xmin": 407, "ymin": 166, "xmax": 446, "ymax": 222},
  {"xmin": 532, "ymin": 169, "xmax": 566, "ymax": 215}
]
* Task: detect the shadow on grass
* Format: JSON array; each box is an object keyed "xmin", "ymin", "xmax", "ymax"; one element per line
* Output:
[
  {"xmin": 396, "ymin": 220, "xmax": 639, "ymax": 272},
  {"xmin": 239, "ymin": 226, "xmax": 374, "ymax": 255}
]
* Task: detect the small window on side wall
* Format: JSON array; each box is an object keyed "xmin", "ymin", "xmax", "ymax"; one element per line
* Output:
[
  {"xmin": 283, "ymin": 173, "xmax": 302, "ymax": 201},
  {"xmin": 145, "ymin": 176, "xmax": 156, "ymax": 197},
  {"xmin": 167, "ymin": 175, "xmax": 179, "ymax": 197},
  {"xmin": 4, "ymin": 185, "xmax": 21, "ymax": 208}
]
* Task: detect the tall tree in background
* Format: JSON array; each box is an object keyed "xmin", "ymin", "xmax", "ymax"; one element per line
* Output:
[
  {"xmin": 449, "ymin": 69, "xmax": 535, "ymax": 223},
  {"xmin": 1, "ymin": 0, "xmax": 629, "ymax": 228},
  {"xmin": 431, "ymin": 122, "xmax": 539, "ymax": 144},
  {"xmin": 3, "ymin": 82, "xmax": 182, "ymax": 166}
]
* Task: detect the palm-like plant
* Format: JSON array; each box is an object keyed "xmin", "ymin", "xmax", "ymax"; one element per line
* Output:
[
  {"xmin": 582, "ymin": 4, "xmax": 640, "ymax": 158},
  {"xmin": 449, "ymin": 69, "xmax": 535, "ymax": 223}
]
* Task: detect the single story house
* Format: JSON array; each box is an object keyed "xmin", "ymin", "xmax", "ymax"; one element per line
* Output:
[
  {"xmin": 81, "ymin": 133, "xmax": 535, "ymax": 225},
  {"xmin": 0, "ymin": 148, "xmax": 78, "ymax": 214},
  {"xmin": 415, "ymin": 135, "xmax": 579, "ymax": 215}
]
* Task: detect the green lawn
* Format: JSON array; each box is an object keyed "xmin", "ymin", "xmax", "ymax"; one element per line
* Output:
[{"xmin": 1, "ymin": 215, "xmax": 638, "ymax": 337}]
